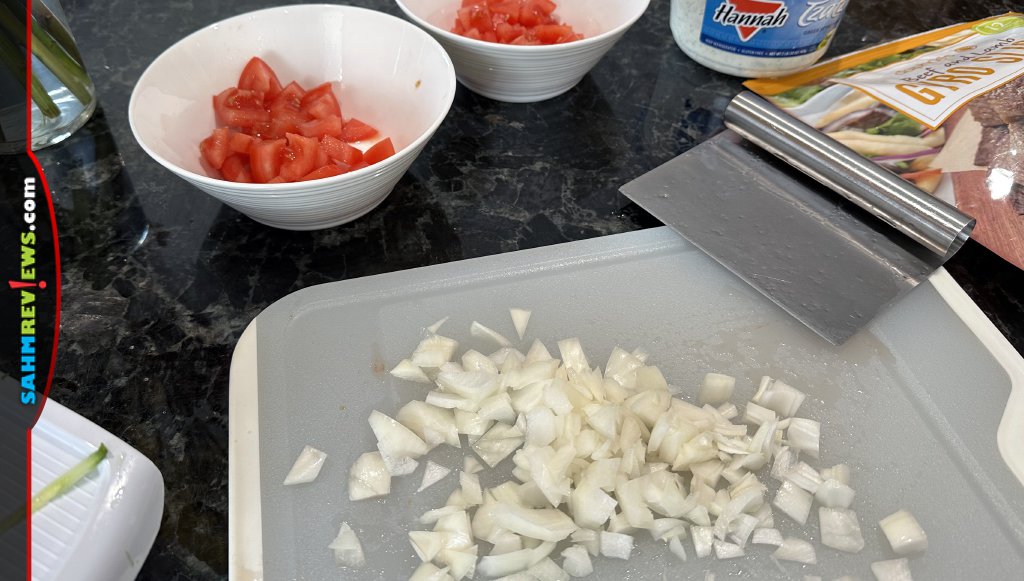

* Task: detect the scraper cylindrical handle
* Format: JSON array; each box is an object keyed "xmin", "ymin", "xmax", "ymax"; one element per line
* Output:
[{"xmin": 724, "ymin": 91, "xmax": 974, "ymax": 259}]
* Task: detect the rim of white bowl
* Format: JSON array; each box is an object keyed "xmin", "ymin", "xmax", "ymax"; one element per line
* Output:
[
  {"xmin": 128, "ymin": 4, "xmax": 456, "ymax": 192},
  {"xmin": 394, "ymin": 0, "xmax": 651, "ymax": 53}
]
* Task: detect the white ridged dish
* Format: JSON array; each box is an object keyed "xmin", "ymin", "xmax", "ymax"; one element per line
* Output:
[
  {"xmin": 31, "ymin": 400, "xmax": 164, "ymax": 581},
  {"xmin": 129, "ymin": 4, "xmax": 456, "ymax": 230},
  {"xmin": 396, "ymin": 0, "xmax": 650, "ymax": 103}
]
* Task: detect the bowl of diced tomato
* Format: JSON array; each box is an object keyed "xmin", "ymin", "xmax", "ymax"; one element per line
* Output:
[
  {"xmin": 129, "ymin": 4, "xmax": 456, "ymax": 230},
  {"xmin": 395, "ymin": 0, "xmax": 649, "ymax": 103}
]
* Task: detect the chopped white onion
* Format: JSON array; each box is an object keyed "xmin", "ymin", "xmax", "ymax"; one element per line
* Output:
[
  {"xmin": 477, "ymin": 542, "xmax": 554, "ymax": 577},
  {"xmin": 527, "ymin": 557, "xmax": 569, "ymax": 581},
  {"xmin": 348, "ymin": 451, "xmax": 390, "ymax": 500},
  {"xmin": 820, "ymin": 463, "xmax": 851, "ymax": 485},
  {"xmin": 460, "ymin": 471, "xmax": 483, "ymax": 505},
  {"xmin": 328, "ymin": 522, "xmax": 365, "ymax": 568},
  {"xmin": 815, "ymin": 478, "xmax": 855, "ymax": 508},
  {"xmin": 411, "ymin": 335, "xmax": 458, "ymax": 368},
  {"xmin": 383, "ymin": 454, "xmax": 419, "ymax": 476},
  {"xmin": 692, "ymin": 525, "xmax": 714, "ymax": 558},
  {"xmin": 510, "ymin": 309, "xmax": 532, "ymax": 340},
  {"xmin": 773, "ymin": 480, "xmax": 813, "ymax": 525},
  {"xmin": 716, "ymin": 402, "xmax": 739, "ymax": 420},
  {"xmin": 699, "ymin": 373, "xmax": 736, "ymax": 406},
  {"xmin": 820, "ymin": 507, "xmax": 865, "ymax": 553},
  {"xmin": 729, "ymin": 513, "xmax": 759, "ymax": 547},
  {"xmin": 463, "ymin": 455, "xmax": 484, "ymax": 475},
  {"xmin": 368, "ymin": 410, "xmax": 429, "ymax": 460},
  {"xmin": 410, "ymin": 562, "xmax": 453, "ymax": 581},
  {"xmin": 871, "ymin": 558, "xmax": 914, "ymax": 581},
  {"xmin": 879, "ymin": 510, "xmax": 928, "ymax": 555},
  {"xmin": 472, "ymin": 423, "xmax": 525, "ymax": 467},
  {"xmin": 570, "ymin": 529, "xmax": 600, "ymax": 556},
  {"xmin": 770, "ymin": 447, "xmax": 798, "ymax": 482},
  {"xmin": 397, "ymin": 401, "xmax": 460, "ymax": 449},
  {"xmin": 668, "ymin": 536, "xmax": 688, "ymax": 561},
  {"xmin": 599, "ymin": 531, "xmax": 634, "ymax": 560},
  {"xmin": 772, "ymin": 537, "xmax": 817, "ymax": 564},
  {"xmin": 786, "ymin": 418, "xmax": 820, "ymax": 458},
  {"xmin": 471, "ymin": 320, "xmax": 513, "ymax": 347},
  {"xmin": 786, "ymin": 461, "xmax": 823, "ymax": 493},
  {"xmin": 492, "ymin": 503, "xmax": 577, "ymax": 542},
  {"xmin": 751, "ymin": 527, "xmax": 783, "ymax": 546},
  {"xmin": 426, "ymin": 317, "xmax": 450, "ymax": 334},
  {"xmin": 560, "ymin": 545, "xmax": 593, "ymax": 577},
  {"xmin": 713, "ymin": 540, "xmax": 744, "ymax": 560},
  {"xmin": 283, "ymin": 445, "xmax": 327, "ymax": 485},
  {"xmin": 752, "ymin": 376, "xmax": 806, "ymax": 417},
  {"xmin": 391, "ymin": 359, "xmax": 432, "ymax": 383}
]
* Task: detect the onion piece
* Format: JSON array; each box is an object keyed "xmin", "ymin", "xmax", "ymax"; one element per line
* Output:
[
  {"xmin": 419, "ymin": 505, "xmax": 464, "ymax": 525},
  {"xmin": 368, "ymin": 410, "xmax": 429, "ymax": 460},
  {"xmin": 568, "ymin": 484, "xmax": 617, "ymax": 529},
  {"xmin": 527, "ymin": 557, "xmax": 568, "ymax": 581},
  {"xmin": 743, "ymin": 402, "xmax": 776, "ymax": 426},
  {"xmin": 699, "ymin": 373, "xmax": 736, "ymax": 405},
  {"xmin": 819, "ymin": 507, "xmax": 865, "ymax": 553},
  {"xmin": 815, "ymin": 478, "xmax": 855, "ymax": 508},
  {"xmin": 729, "ymin": 513, "xmax": 759, "ymax": 547},
  {"xmin": 668, "ymin": 536, "xmax": 688, "ymax": 561},
  {"xmin": 561, "ymin": 545, "xmax": 593, "ymax": 576},
  {"xmin": 772, "ymin": 537, "xmax": 817, "ymax": 564},
  {"xmin": 391, "ymin": 359, "xmax": 432, "ymax": 383},
  {"xmin": 751, "ymin": 527, "xmax": 783, "ymax": 546},
  {"xmin": 460, "ymin": 472, "xmax": 483, "ymax": 505},
  {"xmin": 383, "ymin": 454, "xmax": 419, "ymax": 476},
  {"xmin": 599, "ymin": 531, "xmax": 634, "ymax": 560},
  {"xmin": 786, "ymin": 461, "xmax": 823, "ymax": 493},
  {"xmin": 283, "ymin": 445, "xmax": 327, "ymax": 485},
  {"xmin": 716, "ymin": 403, "xmax": 739, "ymax": 420},
  {"xmin": 348, "ymin": 451, "xmax": 390, "ymax": 500},
  {"xmin": 773, "ymin": 480, "xmax": 812, "ymax": 525},
  {"xmin": 410, "ymin": 562, "xmax": 453, "ymax": 581},
  {"xmin": 463, "ymin": 455, "xmax": 484, "ymax": 475},
  {"xmin": 786, "ymin": 418, "xmax": 820, "ymax": 458},
  {"xmin": 525, "ymin": 339, "xmax": 554, "ymax": 363},
  {"xmin": 398, "ymin": 401, "xmax": 460, "ymax": 449},
  {"xmin": 442, "ymin": 546, "xmax": 478, "ymax": 581},
  {"xmin": 328, "ymin": 522, "xmax": 365, "ymax": 568},
  {"xmin": 713, "ymin": 540, "xmax": 744, "ymax": 559},
  {"xmin": 770, "ymin": 447, "xmax": 797, "ymax": 482},
  {"xmin": 821, "ymin": 463, "xmax": 851, "ymax": 485},
  {"xmin": 409, "ymin": 530, "xmax": 445, "ymax": 562},
  {"xmin": 492, "ymin": 503, "xmax": 577, "ymax": 542},
  {"xmin": 752, "ymin": 377, "xmax": 806, "ymax": 417},
  {"xmin": 472, "ymin": 423, "xmax": 525, "ymax": 467},
  {"xmin": 871, "ymin": 558, "xmax": 914, "ymax": 581},
  {"xmin": 411, "ymin": 335, "xmax": 458, "ymax": 368},
  {"xmin": 476, "ymin": 542, "xmax": 555, "ymax": 577},
  {"xmin": 427, "ymin": 317, "xmax": 450, "ymax": 334},
  {"xmin": 471, "ymin": 321, "xmax": 513, "ymax": 347},
  {"xmin": 879, "ymin": 510, "xmax": 928, "ymax": 555},
  {"xmin": 570, "ymin": 529, "xmax": 600, "ymax": 556},
  {"xmin": 510, "ymin": 309, "xmax": 532, "ymax": 340},
  {"xmin": 557, "ymin": 338, "xmax": 590, "ymax": 373},
  {"xmin": 692, "ymin": 525, "xmax": 714, "ymax": 558}
]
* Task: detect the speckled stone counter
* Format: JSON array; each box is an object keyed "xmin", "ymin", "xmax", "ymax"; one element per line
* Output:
[{"xmin": 38, "ymin": 0, "xmax": 1024, "ymax": 578}]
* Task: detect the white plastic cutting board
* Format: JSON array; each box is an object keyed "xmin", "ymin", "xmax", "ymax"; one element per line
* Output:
[
  {"xmin": 229, "ymin": 227, "xmax": 1024, "ymax": 581},
  {"xmin": 31, "ymin": 399, "xmax": 164, "ymax": 581}
]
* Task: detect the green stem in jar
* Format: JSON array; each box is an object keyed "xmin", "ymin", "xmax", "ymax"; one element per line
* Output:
[
  {"xmin": 0, "ymin": 21, "xmax": 60, "ymax": 118},
  {"xmin": 27, "ymin": 0, "xmax": 84, "ymax": 67}
]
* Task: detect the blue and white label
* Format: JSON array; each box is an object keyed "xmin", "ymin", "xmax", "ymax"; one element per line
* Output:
[{"xmin": 700, "ymin": 0, "xmax": 849, "ymax": 58}]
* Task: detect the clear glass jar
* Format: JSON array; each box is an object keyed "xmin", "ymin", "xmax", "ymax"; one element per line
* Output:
[
  {"xmin": 29, "ymin": 0, "xmax": 97, "ymax": 150},
  {"xmin": 670, "ymin": 0, "xmax": 850, "ymax": 78}
]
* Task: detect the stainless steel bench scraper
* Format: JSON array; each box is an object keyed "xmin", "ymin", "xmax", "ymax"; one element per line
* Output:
[{"xmin": 620, "ymin": 92, "xmax": 975, "ymax": 345}]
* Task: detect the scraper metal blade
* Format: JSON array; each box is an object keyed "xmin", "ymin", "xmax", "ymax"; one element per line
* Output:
[{"xmin": 620, "ymin": 129, "xmax": 955, "ymax": 345}]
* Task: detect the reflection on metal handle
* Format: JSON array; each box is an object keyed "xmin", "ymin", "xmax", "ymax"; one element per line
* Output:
[{"xmin": 724, "ymin": 91, "xmax": 974, "ymax": 259}]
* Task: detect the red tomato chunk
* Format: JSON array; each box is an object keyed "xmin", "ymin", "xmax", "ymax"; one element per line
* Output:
[
  {"xmin": 199, "ymin": 57, "xmax": 397, "ymax": 184},
  {"xmin": 451, "ymin": 0, "xmax": 583, "ymax": 45}
]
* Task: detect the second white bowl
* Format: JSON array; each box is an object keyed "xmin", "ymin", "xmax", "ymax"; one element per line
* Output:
[{"xmin": 396, "ymin": 0, "xmax": 650, "ymax": 103}]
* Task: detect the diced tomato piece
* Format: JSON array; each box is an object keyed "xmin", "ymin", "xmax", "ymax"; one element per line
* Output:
[
  {"xmin": 220, "ymin": 155, "xmax": 252, "ymax": 182},
  {"xmin": 267, "ymin": 176, "xmax": 287, "ymax": 184},
  {"xmin": 254, "ymin": 108, "xmax": 308, "ymax": 140},
  {"xmin": 364, "ymin": 138, "xmax": 396, "ymax": 165},
  {"xmin": 489, "ymin": 0, "xmax": 521, "ymax": 18},
  {"xmin": 348, "ymin": 161, "xmax": 370, "ymax": 172},
  {"xmin": 302, "ymin": 92, "xmax": 342, "ymax": 120},
  {"xmin": 340, "ymin": 118, "xmax": 379, "ymax": 142},
  {"xmin": 299, "ymin": 165, "xmax": 347, "ymax": 181},
  {"xmin": 278, "ymin": 133, "xmax": 320, "ymax": 181},
  {"xmin": 532, "ymin": 24, "xmax": 572, "ymax": 44},
  {"xmin": 320, "ymin": 135, "xmax": 363, "ymax": 166},
  {"xmin": 528, "ymin": 0, "xmax": 556, "ymax": 16},
  {"xmin": 200, "ymin": 127, "xmax": 232, "ymax": 169},
  {"xmin": 463, "ymin": 27, "xmax": 484, "ymax": 40},
  {"xmin": 250, "ymin": 138, "xmax": 286, "ymax": 183},
  {"xmin": 316, "ymin": 145, "xmax": 329, "ymax": 168},
  {"xmin": 229, "ymin": 132, "xmax": 257, "ymax": 154},
  {"xmin": 213, "ymin": 88, "xmax": 270, "ymax": 129},
  {"xmin": 298, "ymin": 115, "xmax": 343, "ymax": 139},
  {"xmin": 269, "ymin": 81, "xmax": 306, "ymax": 114},
  {"xmin": 495, "ymin": 22, "xmax": 525, "ymax": 43},
  {"xmin": 238, "ymin": 57, "xmax": 283, "ymax": 102}
]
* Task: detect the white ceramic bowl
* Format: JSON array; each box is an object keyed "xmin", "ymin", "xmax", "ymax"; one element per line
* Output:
[
  {"xmin": 129, "ymin": 4, "xmax": 456, "ymax": 230},
  {"xmin": 395, "ymin": 0, "xmax": 649, "ymax": 103}
]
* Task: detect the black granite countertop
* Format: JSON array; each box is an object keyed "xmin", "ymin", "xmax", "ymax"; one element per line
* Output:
[{"xmin": 38, "ymin": 0, "xmax": 1024, "ymax": 579}]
